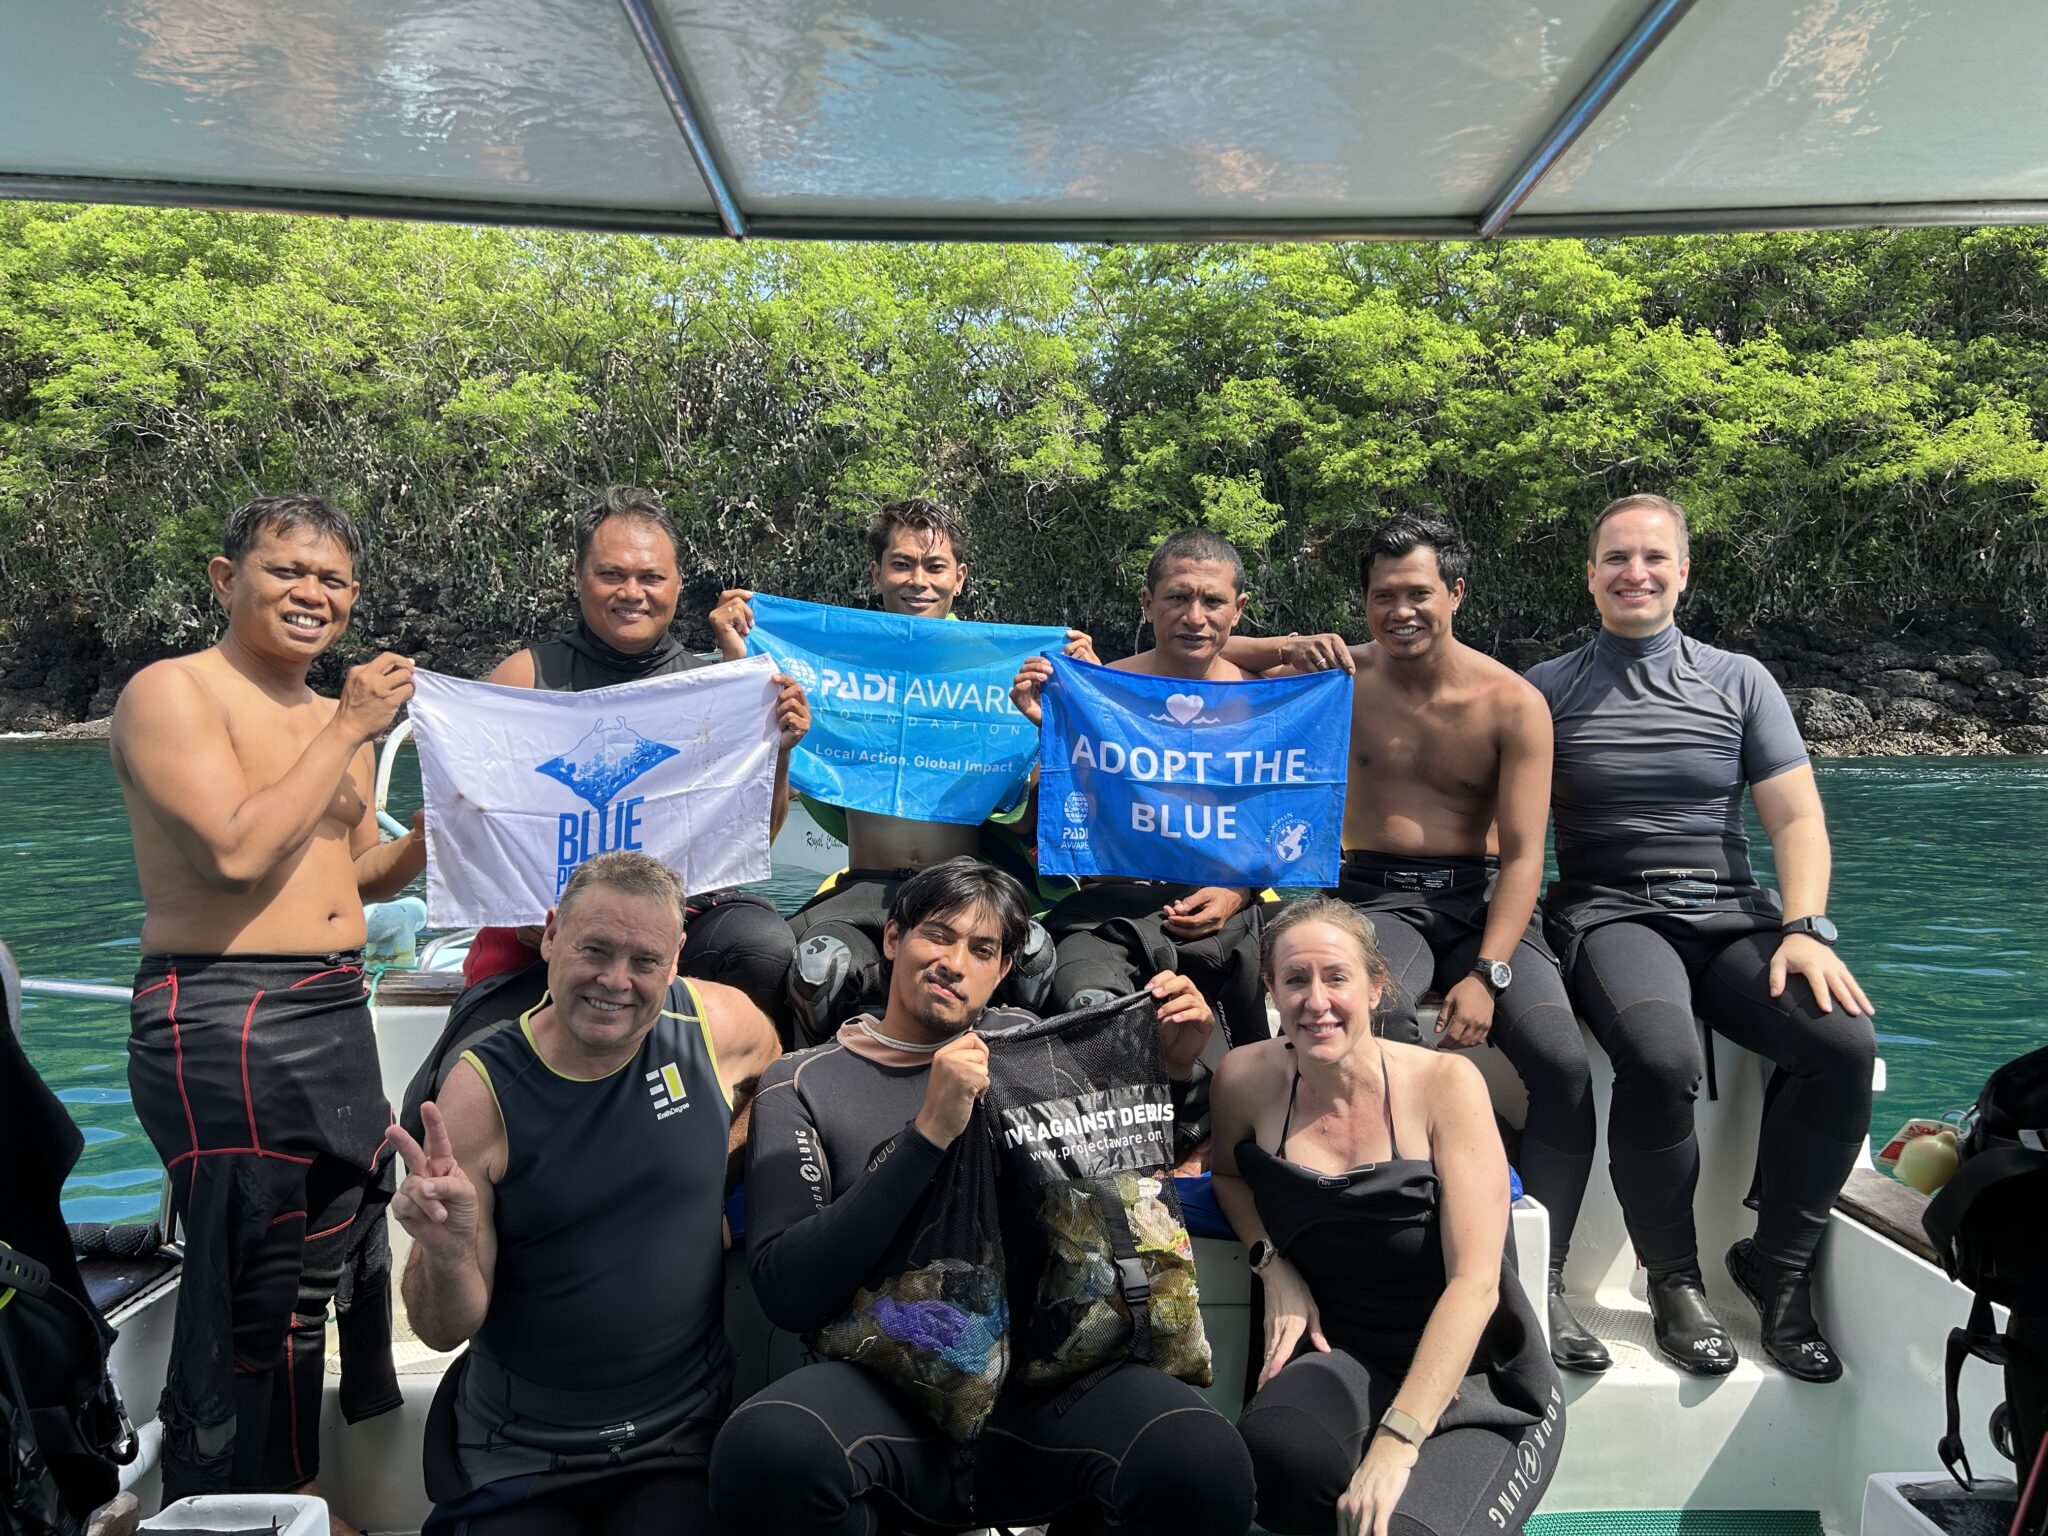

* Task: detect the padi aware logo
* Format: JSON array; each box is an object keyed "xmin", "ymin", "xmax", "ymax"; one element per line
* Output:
[
  {"xmin": 536, "ymin": 716, "xmax": 677, "ymax": 895},
  {"xmin": 645, "ymin": 1060, "xmax": 690, "ymax": 1122},
  {"xmin": 1268, "ymin": 814, "xmax": 1312, "ymax": 865},
  {"xmin": 779, "ymin": 655, "xmax": 820, "ymax": 694},
  {"xmin": 1060, "ymin": 790, "xmax": 1091, "ymax": 847}
]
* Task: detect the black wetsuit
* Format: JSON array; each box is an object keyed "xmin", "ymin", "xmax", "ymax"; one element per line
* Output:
[
  {"xmin": 1527, "ymin": 626, "xmax": 1876, "ymax": 1273},
  {"xmin": 127, "ymin": 953, "xmax": 396, "ymax": 1499},
  {"xmin": 712, "ymin": 1020, "xmax": 1256, "ymax": 1536},
  {"xmin": 1337, "ymin": 853, "xmax": 1594, "ymax": 1272},
  {"xmin": 1045, "ymin": 881, "xmax": 1268, "ymax": 1048},
  {"xmin": 466, "ymin": 618, "xmax": 796, "ymax": 1027},
  {"xmin": 1235, "ymin": 1052, "xmax": 1564, "ymax": 1536},
  {"xmin": 423, "ymin": 983, "xmax": 731, "ymax": 1535}
]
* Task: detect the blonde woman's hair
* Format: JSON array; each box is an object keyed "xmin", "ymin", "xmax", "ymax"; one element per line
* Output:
[{"xmin": 1260, "ymin": 897, "xmax": 1397, "ymax": 997}]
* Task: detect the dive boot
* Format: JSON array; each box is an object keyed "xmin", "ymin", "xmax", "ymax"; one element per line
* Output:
[
  {"xmin": 1645, "ymin": 1268, "xmax": 1738, "ymax": 1376},
  {"xmin": 1547, "ymin": 1269, "xmax": 1612, "ymax": 1374},
  {"xmin": 789, "ymin": 933, "xmax": 853, "ymax": 1046},
  {"xmin": 1726, "ymin": 1238, "xmax": 1842, "ymax": 1383},
  {"xmin": 1007, "ymin": 920, "xmax": 1058, "ymax": 1012}
]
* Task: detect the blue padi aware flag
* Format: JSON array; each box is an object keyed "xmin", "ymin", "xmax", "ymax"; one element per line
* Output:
[
  {"xmin": 1036, "ymin": 656, "xmax": 1351, "ymax": 888},
  {"xmin": 745, "ymin": 593, "xmax": 1070, "ymax": 826}
]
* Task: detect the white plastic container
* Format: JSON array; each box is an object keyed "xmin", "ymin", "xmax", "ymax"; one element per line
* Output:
[
  {"xmin": 140, "ymin": 1492, "xmax": 329, "ymax": 1534},
  {"xmin": 1862, "ymin": 1472, "xmax": 2017, "ymax": 1536}
]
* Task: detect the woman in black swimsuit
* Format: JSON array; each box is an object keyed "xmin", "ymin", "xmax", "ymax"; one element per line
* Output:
[{"xmin": 1213, "ymin": 898, "xmax": 1563, "ymax": 1536}]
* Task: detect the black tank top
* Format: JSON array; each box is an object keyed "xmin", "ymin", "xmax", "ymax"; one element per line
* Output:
[
  {"xmin": 528, "ymin": 618, "xmax": 716, "ymax": 693},
  {"xmin": 464, "ymin": 981, "xmax": 732, "ymax": 1394},
  {"xmin": 1235, "ymin": 1046, "xmax": 1557, "ymax": 1432}
]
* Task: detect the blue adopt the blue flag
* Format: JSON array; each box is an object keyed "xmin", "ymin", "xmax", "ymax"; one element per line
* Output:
[
  {"xmin": 746, "ymin": 593, "xmax": 1069, "ymax": 826},
  {"xmin": 1037, "ymin": 656, "xmax": 1351, "ymax": 887}
]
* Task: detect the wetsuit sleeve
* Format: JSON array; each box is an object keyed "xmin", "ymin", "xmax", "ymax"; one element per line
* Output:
[
  {"xmin": 744, "ymin": 1062, "xmax": 950, "ymax": 1332},
  {"xmin": 1523, "ymin": 655, "xmax": 1564, "ymax": 711},
  {"xmin": 1736, "ymin": 655, "xmax": 1810, "ymax": 784}
]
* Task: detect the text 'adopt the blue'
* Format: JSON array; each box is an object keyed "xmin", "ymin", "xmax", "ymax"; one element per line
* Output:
[
  {"xmin": 746, "ymin": 593, "xmax": 1069, "ymax": 826},
  {"xmin": 1035, "ymin": 655, "xmax": 1351, "ymax": 888}
]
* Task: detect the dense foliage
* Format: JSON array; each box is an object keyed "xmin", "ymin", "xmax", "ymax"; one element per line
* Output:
[{"xmin": 2, "ymin": 204, "xmax": 2044, "ymax": 669}]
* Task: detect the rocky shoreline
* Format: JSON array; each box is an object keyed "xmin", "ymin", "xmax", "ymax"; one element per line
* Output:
[{"xmin": 3, "ymin": 612, "xmax": 2043, "ymax": 756}]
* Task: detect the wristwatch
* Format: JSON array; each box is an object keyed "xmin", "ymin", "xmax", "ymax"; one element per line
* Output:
[
  {"xmin": 1470, "ymin": 958, "xmax": 1512, "ymax": 996},
  {"xmin": 1247, "ymin": 1240, "xmax": 1279, "ymax": 1273},
  {"xmin": 1780, "ymin": 915, "xmax": 1839, "ymax": 947},
  {"xmin": 1377, "ymin": 1406, "xmax": 1426, "ymax": 1449}
]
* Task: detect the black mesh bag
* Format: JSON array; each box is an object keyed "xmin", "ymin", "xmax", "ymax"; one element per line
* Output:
[
  {"xmin": 982, "ymin": 991, "xmax": 1212, "ymax": 1396},
  {"xmin": 808, "ymin": 1102, "xmax": 1010, "ymax": 1441}
]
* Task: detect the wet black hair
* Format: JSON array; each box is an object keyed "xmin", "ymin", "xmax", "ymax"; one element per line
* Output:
[
  {"xmin": 1144, "ymin": 528, "xmax": 1245, "ymax": 594},
  {"xmin": 886, "ymin": 856, "xmax": 1031, "ymax": 965},
  {"xmin": 1362, "ymin": 513, "xmax": 1468, "ymax": 590},
  {"xmin": 575, "ymin": 486, "xmax": 684, "ymax": 565},
  {"xmin": 222, "ymin": 493, "xmax": 362, "ymax": 568},
  {"xmin": 867, "ymin": 498, "xmax": 968, "ymax": 566}
]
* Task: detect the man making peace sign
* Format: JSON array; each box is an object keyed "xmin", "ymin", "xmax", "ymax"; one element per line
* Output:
[{"xmin": 387, "ymin": 851, "xmax": 780, "ymax": 1535}]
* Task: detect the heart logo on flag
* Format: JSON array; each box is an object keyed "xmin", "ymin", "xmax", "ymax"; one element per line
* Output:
[{"xmin": 1164, "ymin": 693, "xmax": 1206, "ymax": 725}]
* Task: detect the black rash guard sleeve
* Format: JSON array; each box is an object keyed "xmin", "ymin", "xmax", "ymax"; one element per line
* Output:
[{"xmin": 744, "ymin": 1051, "xmax": 949, "ymax": 1333}]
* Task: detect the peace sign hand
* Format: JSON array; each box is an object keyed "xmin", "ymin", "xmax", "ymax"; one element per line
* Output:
[{"xmin": 386, "ymin": 1101, "xmax": 480, "ymax": 1256}]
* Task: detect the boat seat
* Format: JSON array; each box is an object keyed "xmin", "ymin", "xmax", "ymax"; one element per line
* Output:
[{"xmin": 80, "ymin": 1251, "xmax": 179, "ymax": 1316}]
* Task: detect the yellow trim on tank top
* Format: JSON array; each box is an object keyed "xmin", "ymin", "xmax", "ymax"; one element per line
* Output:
[{"xmin": 457, "ymin": 1050, "xmax": 506, "ymax": 1157}]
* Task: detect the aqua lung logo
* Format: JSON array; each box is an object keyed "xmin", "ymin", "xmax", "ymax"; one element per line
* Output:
[
  {"xmin": 1268, "ymin": 815, "xmax": 1311, "ymax": 865},
  {"xmin": 536, "ymin": 716, "xmax": 678, "ymax": 895},
  {"xmin": 645, "ymin": 1060, "xmax": 690, "ymax": 1122}
]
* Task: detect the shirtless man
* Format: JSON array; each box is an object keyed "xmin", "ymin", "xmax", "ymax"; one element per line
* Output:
[
  {"xmin": 709, "ymin": 498, "xmax": 1092, "ymax": 1042},
  {"xmin": 1243, "ymin": 514, "xmax": 1606, "ymax": 1373},
  {"xmin": 457, "ymin": 488, "xmax": 807, "ymax": 1031},
  {"xmin": 113, "ymin": 493, "xmax": 423, "ymax": 1522},
  {"xmin": 389, "ymin": 851, "xmax": 779, "ymax": 1535},
  {"xmin": 1012, "ymin": 527, "xmax": 1269, "ymax": 1047}
]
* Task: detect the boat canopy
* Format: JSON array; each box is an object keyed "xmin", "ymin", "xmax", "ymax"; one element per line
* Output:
[{"xmin": 4, "ymin": 0, "xmax": 2046, "ymax": 242}]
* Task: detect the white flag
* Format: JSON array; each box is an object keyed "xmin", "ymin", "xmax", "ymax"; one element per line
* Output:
[{"xmin": 408, "ymin": 657, "xmax": 780, "ymax": 927}]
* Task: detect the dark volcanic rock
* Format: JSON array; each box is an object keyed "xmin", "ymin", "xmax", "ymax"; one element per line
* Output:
[{"xmin": 1787, "ymin": 687, "xmax": 1875, "ymax": 741}]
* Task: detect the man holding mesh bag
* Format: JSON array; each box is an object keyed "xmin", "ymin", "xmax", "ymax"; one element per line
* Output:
[{"xmin": 713, "ymin": 858, "xmax": 1253, "ymax": 1536}]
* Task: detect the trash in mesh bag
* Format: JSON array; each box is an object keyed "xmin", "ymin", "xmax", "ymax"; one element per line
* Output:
[
  {"xmin": 982, "ymin": 991, "xmax": 1212, "ymax": 1394},
  {"xmin": 809, "ymin": 1104, "xmax": 1009, "ymax": 1440}
]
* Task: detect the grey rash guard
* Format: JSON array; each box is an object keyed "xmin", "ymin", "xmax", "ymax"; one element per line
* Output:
[{"xmin": 1526, "ymin": 625, "xmax": 1807, "ymax": 866}]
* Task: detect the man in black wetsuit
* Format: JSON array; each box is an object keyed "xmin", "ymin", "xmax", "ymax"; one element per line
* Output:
[
  {"xmin": 388, "ymin": 850, "xmax": 781, "ymax": 1535},
  {"xmin": 1012, "ymin": 528, "xmax": 1271, "ymax": 1046},
  {"xmin": 711, "ymin": 857, "xmax": 1256, "ymax": 1536},
  {"xmin": 1528, "ymin": 493, "xmax": 1877, "ymax": 1383},
  {"xmin": 459, "ymin": 487, "xmax": 808, "ymax": 1032}
]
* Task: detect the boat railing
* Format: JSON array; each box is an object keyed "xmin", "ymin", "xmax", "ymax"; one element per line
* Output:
[{"xmin": 372, "ymin": 717, "xmax": 414, "ymax": 839}]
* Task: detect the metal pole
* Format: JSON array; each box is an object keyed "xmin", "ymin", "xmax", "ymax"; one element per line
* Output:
[
  {"xmin": 618, "ymin": 0, "xmax": 748, "ymax": 240},
  {"xmin": 1476, "ymin": 0, "xmax": 1700, "ymax": 239},
  {"xmin": 20, "ymin": 978, "xmax": 135, "ymax": 1003}
]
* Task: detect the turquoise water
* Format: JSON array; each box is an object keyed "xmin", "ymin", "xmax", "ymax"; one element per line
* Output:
[{"xmin": 4, "ymin": 740, "xmax": 2042, "ymax": 1222}]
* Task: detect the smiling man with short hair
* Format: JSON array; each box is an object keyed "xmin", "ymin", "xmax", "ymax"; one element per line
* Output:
[
  {"xmin": 113, "ymin": 492, "xmax": 424, "ymax": 1521},
  {"xmin": 391, "ymin": 850, "xmax": 780, "ymax": 1535},
  {"xmin": 456, "ymin": 487, "xmax": 808, "ymax": 1032}
]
